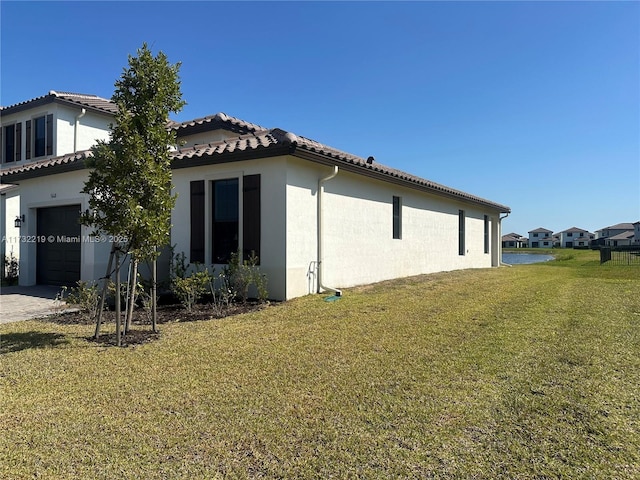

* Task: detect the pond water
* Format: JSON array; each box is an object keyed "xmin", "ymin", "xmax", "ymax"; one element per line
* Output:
[{"xmin": 502, "ymin": 253, "xmax": 555, "ymax": 265}]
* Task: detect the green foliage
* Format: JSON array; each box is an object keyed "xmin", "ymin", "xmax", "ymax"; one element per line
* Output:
[
  {"xmin": 1, "ymin": 252, "xmax": 19, "ymax": 285},
  {"xmin": 224, "ymin": 251, "xmax": 268, "ymax": 303},
  {"xmin": 80, "ymin": 43, "xmax": 185, "ymax": 262},
  {"xmin": 64, "ymin": 281, "xmax": 101, "ymax": 323},
  {"xmin": 172, "ymin": 269, "xmax": 212, "ymax": 311}
]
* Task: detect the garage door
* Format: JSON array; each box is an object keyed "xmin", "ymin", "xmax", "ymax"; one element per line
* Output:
[{"xmin": 36, "ymin": 205, "xmax": 81, "ymax": 286}]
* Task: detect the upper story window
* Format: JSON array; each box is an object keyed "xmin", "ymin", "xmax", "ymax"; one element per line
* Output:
[
  {"xmin": 567, "ymin": 232, "xmax": 573, "ymax": 237},
  {"xmin": 26, "ymin": 113, "xmax": 53, "ymax": 159},
  {"xmin": 2, "ymin": 123, "xmax": 21, "ymax": 163},
  {"xmin": 533, "ymin": 233, "xmax": 538, "ymax": 237}
]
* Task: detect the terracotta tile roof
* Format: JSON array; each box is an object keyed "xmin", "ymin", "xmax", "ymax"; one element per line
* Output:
[
  {"xmin": 173, "ymin": 128, "xmax": 511, "ymax": 212},
  {"xmin": 170, "ymin": 112, "xmax": 267, "ymax": 136},
  {"xmin": 2, "ymin": 113, "xmax": 511, "ymax": 213},
  {"xmin": 1, "ymin": 91, "xmax": 117, "ymax": 115},
  {"xmin": 1, "ymin": 151, "xmax": 92, "ymax": 177}
]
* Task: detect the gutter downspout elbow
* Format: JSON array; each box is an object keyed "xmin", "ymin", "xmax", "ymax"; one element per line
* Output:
[
  {"xmin": 499, "ymin": 212, "xmax": 512, "ymax": 267},
  {"xmin": 74, "ymin": 108, "xmax": 87, "ymax": 153},
  {"xmin": 318, "ymin": 165, "xmax": 342, "ymax": 296}
]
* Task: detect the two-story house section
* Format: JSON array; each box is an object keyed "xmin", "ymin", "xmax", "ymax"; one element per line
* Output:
[
  {"xmin": 634, "ymin": 222, "xmax": 640, "ymax": 245},
  {"xmin": 1, "ymin": 91, "xmax": 116, "ymax": 166},
  {"xmin": 594, "ymin": 223, "xmax": 635, "ymax": 247},
  {"xmin": 528, "ymin": 227, "xmax": 553, "ymax": 248},
  {"xmin": 557, "ymin": 227, "xmax": 592, "ymax": 248},
  {"xmin": 1, "ymin": 91, "xmax": 116, "ymax": 278},
  {"xmin": 502, "ymin": 232, "xmax": 528, "ymax": 248}
]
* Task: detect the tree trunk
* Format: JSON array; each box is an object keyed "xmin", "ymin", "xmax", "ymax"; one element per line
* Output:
[
  {"xmin": 125, "ymin": 258, "xmax": 138, "ymax": 334},
  {"xmin": 94, "ymin": 245, "xmax": 115, "ymax": 339},
  {"xmin": 152, "ymin": 251, "xmax": 158, "ymax": 333},
  {"xmin": 115, "ymin": 248, "xmax": 121, "ymax": 347}
]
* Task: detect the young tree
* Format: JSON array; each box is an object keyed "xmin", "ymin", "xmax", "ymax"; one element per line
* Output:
[{"xmin": 82, "ymin": 43, "xmax": 185, "ymax": 343}]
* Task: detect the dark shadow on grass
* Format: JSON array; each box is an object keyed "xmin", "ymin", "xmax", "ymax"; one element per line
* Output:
[{"xmin": 0, "ymin": 331, "xmax": 69, "ymax": 354}]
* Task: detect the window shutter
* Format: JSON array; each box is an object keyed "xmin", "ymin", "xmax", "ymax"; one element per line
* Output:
[
  {"xmin": 15, "ymin": 122, "xmax": 22, "ymax": 162},
  {"xmin": 46, "ymin": 114, "xmax": 53, "ymax": 156},
  {"xmin": 25, "ymin": 120, "xmax": 31, "ymax": 159},
  {"xmin": 242, "ymin": 174, "xmax": 261, "ymax": 262},
  {"xmin": 190, "ymin": 180, "xmax": 205, "ymax": 263}
]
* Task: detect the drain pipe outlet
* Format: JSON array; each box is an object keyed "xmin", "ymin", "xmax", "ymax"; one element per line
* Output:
[
  {"xmin": 318, "ymin": 165, "xmax": 342, "ymax": 296},
  {"xmin": 74, "ymin": 108, "xmax": 86, "ymax": 153},
  {"xmin": 499, "ymin": 212, "xmax": 512, "ymax": 267}
]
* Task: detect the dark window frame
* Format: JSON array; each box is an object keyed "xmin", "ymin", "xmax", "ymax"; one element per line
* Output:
[
  {"xmin": 458, "ymin": 210, "xmax": 465, "ymax": 255},
  {"xmin": 483, "ymin": 215, "xmax": 490, "ymax": 254},
  {"xmin": 392, "ymin": 196, "xmax": 402, "ymax": 240}
]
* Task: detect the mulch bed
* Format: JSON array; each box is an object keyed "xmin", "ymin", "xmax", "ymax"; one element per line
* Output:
[{"xmin": 45, "ymin": 301, "xmax": 270, "ymax": 347}]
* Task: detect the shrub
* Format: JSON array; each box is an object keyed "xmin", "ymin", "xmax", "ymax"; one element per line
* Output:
[
  {"xmin": 65, "ymin": 281, "xmax": 101, "ymax": 323},
  {"xmin": 2, "ymin": 252, "xmax": 19, "ymax": 285}
]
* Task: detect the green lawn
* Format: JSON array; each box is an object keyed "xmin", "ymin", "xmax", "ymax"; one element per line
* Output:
[{"xmin": 1, "ymin": 250, "xmax": 638, "ymax": 479}]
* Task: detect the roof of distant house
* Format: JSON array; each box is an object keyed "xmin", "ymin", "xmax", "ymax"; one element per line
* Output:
[
  {"xmin": 597, "ymin": 222, "xmax": 635, "ymax": 232},
  {"xmin": 558, "ymin": 226, "xmax": 591, "ymax": 234},
  {"xmin": 528, "ymin": 227, "xmax": 553, "ymax": 233},
  {"xmin": 608, "ymin": 231, "xmax": 635, "ymax": 241}
]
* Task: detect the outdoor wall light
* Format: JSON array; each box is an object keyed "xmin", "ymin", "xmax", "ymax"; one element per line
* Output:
[{"xmin": 14, "ymin": 214, "xmax": 25, "ymax": 228}]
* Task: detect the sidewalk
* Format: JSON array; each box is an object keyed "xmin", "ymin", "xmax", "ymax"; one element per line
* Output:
[{"xmin": 0, "ymin": 285, "xmax": 64, "ymax": 324}]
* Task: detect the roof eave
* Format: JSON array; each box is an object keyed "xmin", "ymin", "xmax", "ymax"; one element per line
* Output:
[{"xmin": 291, "ymin": 147, "xmax": 510, "ymax": 213}]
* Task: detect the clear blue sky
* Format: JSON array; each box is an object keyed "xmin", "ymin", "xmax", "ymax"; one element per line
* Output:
[{"xmin": 2, "ymin": 1, "xmax": 638, "ymax": 235}]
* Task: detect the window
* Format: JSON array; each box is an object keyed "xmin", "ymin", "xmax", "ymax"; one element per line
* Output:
[
  {"xmin": 533, "ymin": 233, "xmax": 538, "ymax": 238},
  {"xmin": 458, "ymin": 210, "xmax": 465, "ymax": 255},
  {"xmin": 3, "ymin": 124, "xmax": 15, "ymax": 162},
  {"xmin": 212, "ymin": 178, "xmax": 239, "ymax": 264},
  {"xmin": 392, "ymin": 196, "xmax": 401, "ymax": 239},
  {"xmin": 484, "ymin": 215, "xmax": 489, "ymax": 254},
  {"xmin": 2, "ymin": 123, "xmax": 21, "ymax": 163},
  {"xmin": 191, "ymin": 175, "xmax": 261, "ymax": 265},
  {"xmin": 567, "ymin": 232, "xmax": 573, "ymax": 237},
  {"xmin": 26, "ymin": 114, "xmax": 53, "ymax": 159}
]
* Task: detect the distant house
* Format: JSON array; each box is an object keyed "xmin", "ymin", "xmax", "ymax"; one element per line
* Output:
[
  {"xmin": 502, "ymin": 232, "xmax": 527, "ymax": 248},
  {"xmin": 605, "ymin": 231, "xmax": 635, "ymax": 247},
  {"xmin": 594, "ymin": 222, "xmax": 636, "ymax": 247},
  {"xmin": 557, "ymin": 227, "xmax": 593, "ymax": 248},
  {"xmin": 634, "ymin": 222, "xmax": 640, "ymax": 245},
  {"xmin": 528, "ymin": 228, "xmax": 553, "ymax": 248},
  {"xmin": 1, "ymin": 91, "xmax": 511, "ymax": 300}
]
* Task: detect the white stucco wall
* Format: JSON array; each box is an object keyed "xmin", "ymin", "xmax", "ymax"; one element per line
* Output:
[
  {"xmin": 55, "ymin": 105, "xmax": 112, "ymax": 154},
  {"xmin": 284, "ymin": 158, "xmax": 501, "ymax": 299},
  {"xmin": 1, "ymin": 185, "xmax": 21, "ymax": 261},
  {"xmin": 177, "ymin": 130, "xmax": 239, "ymax": 148}
]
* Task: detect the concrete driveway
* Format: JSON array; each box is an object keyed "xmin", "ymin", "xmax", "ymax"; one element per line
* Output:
[{"xmin": 0, "ymin": 285, "xmax": 65, "ymax": 324}]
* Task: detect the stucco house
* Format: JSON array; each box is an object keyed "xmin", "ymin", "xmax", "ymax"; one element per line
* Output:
[
  {"xmin": 594, "ymin": 222, "xmax": 636, "ymax": 247},
  {"xmin": 557, "ymin": 227, "xmax": 593, "ymax": 248},
  {"xmin": 528, "ymin": 228, "xmax": 553, "ymax": 248},
  {"xmin": 2, "ymin": 91, "xmax": 511, "ymax": 300},
  {"xmin": 502, "ymin": 232, "xmax": 527, "ymax": 248}
]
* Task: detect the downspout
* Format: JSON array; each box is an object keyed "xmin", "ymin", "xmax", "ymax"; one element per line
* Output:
[
  {"xmin": 317, "ymin": 165, "xmax": 342, "ymax": 296},
  {"xmin": 499, "ymin": 212, "xmax": 511, "ymax": 266},
  {"xmin": 74, "ymin": 108, "xmax": 86, "ymax": 152}
]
